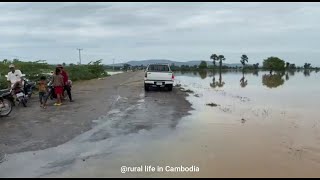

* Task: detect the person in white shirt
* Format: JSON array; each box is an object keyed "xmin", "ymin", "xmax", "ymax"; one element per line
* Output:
[{"xmin": 7, "ymin": 64, "xmax": 22, "ymax": 90}]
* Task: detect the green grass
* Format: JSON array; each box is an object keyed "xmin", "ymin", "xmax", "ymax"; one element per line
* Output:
[{"xmin": 0, "ymin": 59, "xmax": 108, "ymax": 89}]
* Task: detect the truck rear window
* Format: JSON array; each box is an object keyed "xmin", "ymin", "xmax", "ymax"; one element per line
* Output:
[{"xmin": 148, "ymin": 65, "xmax": 170, "ymax": 72}]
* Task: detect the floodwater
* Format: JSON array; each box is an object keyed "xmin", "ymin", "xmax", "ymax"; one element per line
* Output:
[
  {"xmin": 106, "ymin": 71, "xmax": 124, "ymax": 76},
  {"xmin": 1, "ymin": 70, "xmax": 320, "ymax": 177}
]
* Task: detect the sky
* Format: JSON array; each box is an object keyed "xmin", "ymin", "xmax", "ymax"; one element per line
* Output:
[{"xmin": 1, "ymin": 2, "xmax": 320, "ymax": 66}]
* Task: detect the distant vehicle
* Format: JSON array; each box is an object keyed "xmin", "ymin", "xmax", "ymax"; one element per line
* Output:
[{"xmin": 144, "ymin": 64, "xmax": 174, "ymax": 91}]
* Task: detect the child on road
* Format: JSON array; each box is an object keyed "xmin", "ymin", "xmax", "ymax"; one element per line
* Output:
[{"xmin": 38, "ymin": 76, "xmax": 48, "ymax": 109}]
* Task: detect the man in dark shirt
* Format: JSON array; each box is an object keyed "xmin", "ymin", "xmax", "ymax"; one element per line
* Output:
[{"xmin": 56, "ymin": 64, "xmax": 73, "ymax": 102}]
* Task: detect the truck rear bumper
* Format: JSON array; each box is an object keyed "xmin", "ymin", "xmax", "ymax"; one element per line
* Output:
[{"xmin": 144, "ymin": 80, "xmax": 174, "ymax": 85}]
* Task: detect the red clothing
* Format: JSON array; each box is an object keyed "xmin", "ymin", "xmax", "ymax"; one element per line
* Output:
[
  {"xmin": 61, "ymin": 71, "xmax": 69, "ymax": 84},
  {"xmin": 55, "ymin": 86, "xmax": 63, "ymax": 95}
]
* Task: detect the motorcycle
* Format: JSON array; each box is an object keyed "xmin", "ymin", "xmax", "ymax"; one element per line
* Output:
[
  {"xmin": 47, "ymin": 80, "xmax": 57, "ymax": 100},
  {"xmin": 0, "ymin": 89, "xmax": 13, "ymax": 117},
  {"xmin": 12, "ymin": 83, "xmax": 28, "ymax": 107},
  {"xmin": 5, "ymin": 74, "xmax": 36, "ymax": 99},
  {"xmin": 21, "ymin": 76, "xmax": 36, "ymax": 98}
]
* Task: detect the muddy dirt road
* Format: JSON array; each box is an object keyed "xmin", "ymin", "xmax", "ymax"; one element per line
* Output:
[{"xmin": 0, "ymin": 71, "xmax": 191, "ymax": 155}]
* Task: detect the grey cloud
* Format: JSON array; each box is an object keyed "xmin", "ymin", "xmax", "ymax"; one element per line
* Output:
[{"xmin": 0, "ymin": 2, "xmax": 320, "ymax": 66}]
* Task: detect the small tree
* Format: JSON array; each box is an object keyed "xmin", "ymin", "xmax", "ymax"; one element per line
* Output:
[
  {"xmin": 123, "ymin": 63, "xmax": 130, "ymax": 71},
  {"xmin": 289, "ymin": 64, "xmax": 296, "ymax": 69},
  {"xmin": 304, "ymin": 63, "xmax": 311, "ymax": 69},
  {"xmin": 263, "ymin": 56, "xmax": 285, "ymax": 73},
  {"xmin": 286, "ymin": 62, "xmax": 290, "ymax": 69},
  {"xmin": 199, "ymin": 61, "xmax": 208, "ymax": 69},
  {"xmin": 253, "ymin": 63, "xmax": 259, "ymax": 69}
]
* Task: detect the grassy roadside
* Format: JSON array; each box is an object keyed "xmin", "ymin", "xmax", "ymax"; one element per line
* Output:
[{"xmin": 0, "ymin": 59, "xmax": 109, "ymax": 89}]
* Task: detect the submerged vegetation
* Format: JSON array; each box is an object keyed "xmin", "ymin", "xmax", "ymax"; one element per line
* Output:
[{"xmin": 206, "ymin": 103, "xmax": 219, "ymax": 107}]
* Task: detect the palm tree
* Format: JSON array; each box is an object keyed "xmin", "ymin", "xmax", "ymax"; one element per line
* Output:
[
  {"xmin": 240, "ymin": 54, "xmax": 248, "ymax": 78},
  {"xmin": 286, "ymin": 62, "xmax": 290, "ymax": 69},
  {"xmin": 240, "ymin": 54, "xmax": 249, "ymax": 69},
  {"xmin": 218, "ymin": 55, "xmax": 225, "ymax": 73},
  {"xmin": 210, "ymin": 54, "xmax": 219, "ymax": 68}
]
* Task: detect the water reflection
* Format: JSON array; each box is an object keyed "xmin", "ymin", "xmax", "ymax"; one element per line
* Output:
[
  {"xmin": 193, "ymin": 71, "xmax": 198, "ymax": 76},
  {"xmin": 304, "ymin": 69, "xmax": 310, "ymax": 77},
  {"xmin": 240, "ymin": 76, "xmax": 248, "ymax": 88},
  {"xmin": 198, "ymin": 70, "xmax": 207, "ymax": 79},
  {"xmin": 174, "ymin": 70, "xmax": 318, "ymax": 90},
  {"xmin": 262, "ymin": 73, "xmax": 285, "ymax": 88},
  {"xmin": 210, "ymin": 73, "xmax": 225, "ymax": 88},
  {"xmin": 288, "ymin": 70, "xmax": 295, "ymax": 76}
]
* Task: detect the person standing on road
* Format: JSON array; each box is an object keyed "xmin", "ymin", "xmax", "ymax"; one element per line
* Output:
[
  {"xmin": 37, "ymin": 76, "xmax": 48, "ymax": 109},
  {"xmin": 56, "ymin": 64, "xmax": 73, "ymax": 102},
  {"xmin": 52, "ymin": 68, "xmax": 64, "ymax": 106}
]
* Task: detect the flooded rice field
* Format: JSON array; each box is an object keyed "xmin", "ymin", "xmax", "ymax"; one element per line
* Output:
[{"xmin": 1, "ymin": 70, "xmax": 320, "ymax": 177}]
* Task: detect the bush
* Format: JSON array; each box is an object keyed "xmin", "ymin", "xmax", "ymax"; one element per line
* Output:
[
  {"xmin": 0, "ymin": 59, "xmax": 109, "ymax": 89},
  {"xmin": 0, "ymin": 76, "xmax": 8, "ymax": 89},
  {"xmin": 263, "ymin": 57, "xmax": 285, "ymax": 71},
  {"xmin": 64, "ymin": 60, "xmax": 108, "ymax": 81},
  {"xmin": 199, "ymin": 61, "xmax": 207, "ymax": 69}
]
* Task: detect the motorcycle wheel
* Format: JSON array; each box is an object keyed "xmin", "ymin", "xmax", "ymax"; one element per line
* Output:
[{"xmin": 0, "ymin": 99, "xmax": 13, "ymax": 117}]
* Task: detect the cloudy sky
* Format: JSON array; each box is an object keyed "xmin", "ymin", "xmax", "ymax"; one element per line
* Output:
[{"xmin": 1, "ymin": 2, "xmax": 320, "ymax": 66}]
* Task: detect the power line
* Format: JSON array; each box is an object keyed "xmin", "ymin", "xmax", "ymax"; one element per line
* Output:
[{"xmin": 77, "ymin": 48, "xmax": 83, "ymax": 65}]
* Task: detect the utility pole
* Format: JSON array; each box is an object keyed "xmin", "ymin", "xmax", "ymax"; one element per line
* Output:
[
  {"xmin": 77, "ymin": 48, "xmax": 83, "ymax": 65},
  {"xmin": 113, "ymin": 59, "xmax": 115, "ymax": 71}
]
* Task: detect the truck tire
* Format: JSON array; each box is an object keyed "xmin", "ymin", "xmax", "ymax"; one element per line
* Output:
[
  {"xmin": 167, "ymin": 84, "xmax": 173, "ymax": 91},
  {"xmin": 144, "ymin": 83, "xmax": 149, "ymax": 91}
]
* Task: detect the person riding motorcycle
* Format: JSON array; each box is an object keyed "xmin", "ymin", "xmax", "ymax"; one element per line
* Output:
[{"xmin": 7, "ymin": 64, "xmax": 23, "ymax": 100}]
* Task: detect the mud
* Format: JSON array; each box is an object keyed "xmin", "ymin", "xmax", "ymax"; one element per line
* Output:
[{"xmin": 0, "ymin": 71, "xmax": 192, "ymax": 155}]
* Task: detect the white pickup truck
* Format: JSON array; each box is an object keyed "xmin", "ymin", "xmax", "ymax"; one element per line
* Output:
[{"xmin": 144, "ymin": 64, "xmax": 174, "ymax": 91}]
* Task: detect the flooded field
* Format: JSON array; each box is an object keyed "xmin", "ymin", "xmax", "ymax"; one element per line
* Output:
[
  {"xmin": 1, "ymin": 70, "xmax": 320, "ymax": 178},
  {"xmin": 172, "ymin": 70, "xmax": 320, "ymax": 177},
  {"xmin": 106, "ymin": 71, "xmax": 124, "ymax": 76}
]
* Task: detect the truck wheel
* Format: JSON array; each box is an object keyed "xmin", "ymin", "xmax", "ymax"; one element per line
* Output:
[
  {"xmin": 167, "ymin": 85, "xmax": 173, "ymax": 91},
  {"xmin": 144, "ymin": 84, "xmax": 149, "ymax": 91}
]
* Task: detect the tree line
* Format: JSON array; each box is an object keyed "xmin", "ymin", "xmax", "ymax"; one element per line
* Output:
[{"xmin": 169, "ymin": 54, "xmax": 319, "ymax": 72}]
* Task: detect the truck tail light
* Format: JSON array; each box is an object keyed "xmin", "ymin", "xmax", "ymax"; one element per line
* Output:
[
  {"xmin": 145, "ymin": 72, "xmax": 147, "ymax": 78},
  {"xmin": 172, "ymin": 73, "xmax": 174, "ymax": 79}
]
